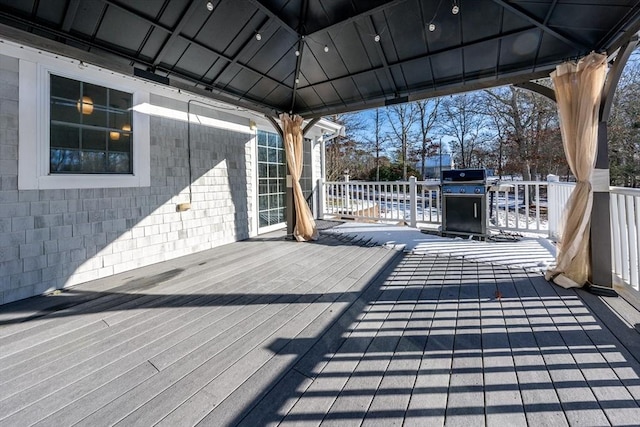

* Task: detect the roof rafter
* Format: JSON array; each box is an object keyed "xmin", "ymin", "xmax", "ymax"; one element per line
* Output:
[
  {"xmin": 290, "ymin": 0, "xmax": 309, "ymax": 112},
  {"xmin": 300, "ymin": 26, "xmax": 538, "ymax": 92},
  {"xmin": 367, "ymin": 16, "xmax": 397, "ymax": 96},
  {"xmin": 247, "ymin": 0, "xmax": 299, "ymax": 37},
  {"xmin": 305, "ymin": 0, "xmax": 408, "ymax": 38},
  {"xmin": 99, "ymin": 0, "xmax": 293, "ymax": 92},
  {"xmin": 61, "ymin": 0, "xmax": 80, "ymax": 32},
  {"xmin": 302, "ymin": 67, "xmax": 553, "ymax": 118},
  {"xmin": 490, "ymin": 0, "xmax": 589, "ymax": 51},
  {"xmin": 151, "ymin": 0, "xmax": 208, "ymax": 67}
]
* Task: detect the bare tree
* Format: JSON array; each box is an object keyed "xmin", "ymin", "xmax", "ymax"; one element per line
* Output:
[
  {"xmin": 484, "ymin": 86, "xmax": 561, "ymax": 180},
  {"xmin": 415, "ymin": 99, "xmax": 440, "ymax": 178},
  {"xmin": 365, "ymin": 108, "xmax": 387, "ymax": 181},
  {"xmin": 609, "ymin": 48, "xmax": 640, "ymax": 187},
  {"xmin": 386, "ymin": 103, "xmax": 418, "ymax": 180},
  {"xmin": 437, "ymin": 93, "xmax": 490, "ymax": 169},
  {"xmin": 325, "ymin": 112, "xmax": 370, "ymax": 180}
]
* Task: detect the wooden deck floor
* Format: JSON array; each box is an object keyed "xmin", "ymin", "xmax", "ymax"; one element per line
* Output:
[{"xmin": 1, "ymin": 229, "xmax": 640, "ymax": 426}]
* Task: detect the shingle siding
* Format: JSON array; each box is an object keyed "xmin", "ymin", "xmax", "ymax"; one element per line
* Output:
[{"xmin": 0, "ymin": 54, "xmax": 256, "ymax": 304}]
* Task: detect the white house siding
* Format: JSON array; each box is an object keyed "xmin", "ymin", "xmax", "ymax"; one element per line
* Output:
[{"xmin": 0, "ymin": 52, "xmax": 261, "ymax": 305}]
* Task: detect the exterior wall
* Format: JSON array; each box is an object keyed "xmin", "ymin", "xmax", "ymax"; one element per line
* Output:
[{"xmin": 0, "ymin": 52, "xmax": 255, "ymax": 304}]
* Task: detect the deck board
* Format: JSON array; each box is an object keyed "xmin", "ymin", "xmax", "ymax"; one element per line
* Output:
[{"xmin": 1, "ymin": 229, "xmax": 640, "ymax": 427}]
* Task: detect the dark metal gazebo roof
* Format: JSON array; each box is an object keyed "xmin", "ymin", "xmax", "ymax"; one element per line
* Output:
[{"xmin": 1, "ymin": 0, "xmax": 639, "ymax": 118}]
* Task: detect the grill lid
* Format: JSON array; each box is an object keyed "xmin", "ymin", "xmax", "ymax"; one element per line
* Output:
[{"xmin": 441, "ymin": 169, "xmax": 487, "ymax": 183}]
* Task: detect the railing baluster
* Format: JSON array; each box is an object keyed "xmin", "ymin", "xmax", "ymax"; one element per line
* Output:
[
  {"xmin": 611, "ymin": 193, "xmax": 623, "ymax": 280},
  {"xmin": 535, "ymin": 183, "xmax": 541, "ymax": 231},
  {"xmin": 627, "ymin": 194, "xmax": 639, "ymax": 288},
  {"xmin": 635, "ymin": 196, "xmax": 640, "ymax": 290}
]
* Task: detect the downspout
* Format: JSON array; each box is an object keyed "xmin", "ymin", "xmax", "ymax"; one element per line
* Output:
[
  {"xmin": 179, "ymin": 99, "xmax": 216, "ymax": 212},
  {"xmin": 175, "ymin": 99, "xmax": 200, "ymax": 212},
  {"xmin": 174, "ymin": 100, "xmax": 196, "ymax": 212}
]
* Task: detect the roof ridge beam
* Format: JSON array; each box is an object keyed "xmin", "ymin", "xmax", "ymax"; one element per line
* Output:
[{"xmin": 247, "ymin": 0, "xmax": 299, "ymax": 36}]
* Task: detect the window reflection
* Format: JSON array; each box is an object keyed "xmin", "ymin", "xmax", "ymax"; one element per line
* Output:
[{"xmin": 49, "ymin": 75, "xmax": 133, "ymax": 174}]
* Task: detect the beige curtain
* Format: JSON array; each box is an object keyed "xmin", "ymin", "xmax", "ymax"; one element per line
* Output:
[
  {"xmin": 280, "ymin": 113, "xmax": 319, "ymax": 241},
  {"xmin": 545, "ymin": 52, "xmax": 607, "ymax": 288}
]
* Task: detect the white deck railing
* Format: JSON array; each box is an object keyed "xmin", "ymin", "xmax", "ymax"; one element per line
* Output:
[
  {"xmin": 487, "ymin": 181, "xmax": 551, "ymax": 234},
  {"xmin": 322, "ymin": 178, "xmax": 639, "ymax": 291},
  {"xmin": 611, "ymin": 187, "xmax": 640, "ymax": 291},
  {"xmin": 323, "ymin": 178, "xmax": 558, "ymax": 233},
  {"xmin": 547, "ymin": 181, "xmax": 576, "ymax": 239}
]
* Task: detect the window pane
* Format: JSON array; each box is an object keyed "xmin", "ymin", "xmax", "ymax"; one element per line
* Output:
[
  {"xmin": 107, "ymin": 152, "xmax": 131, "ymax": 173},
  {"xmin": 51, "ymin": 75, "xmax": 80, "ymax": 100},
  {"xmin": 259, "ymin": 179, "xmax": 268, "ymax": 194},
  {"xmin": 109, "ymin": 88, "xmax": 132, "ymax": 110},
  {"xmin": 50, "ymin": 149, "xmax": 81, "ymax": 172},
  {"xmin": 83, "ymin": 128, "xmax": 106, "ymax": 151},
  {"xmin": 109, "ymin": 109, "xmax": 132, "ymax": 131},
  {"xmin": 274, "ymin": 208, "xmax": 285, "ymax": 224},
  {"xmin": 83, "ymin": 82, "xmax": 107, "ymax": 109},
  {"xmin": 80, "ymin": 151, "xmax": 106, "ymax": 173},
  {"xmin": 82, "ymin": 103, "xmax": 107, "ymax": 127},
  {"xmin": 268, "ymin": 148, "xmax": 277, "ymax": 163},
  {"xmin": 51, "ymin": 75, "xmax": 81, "ymax": 124},
  {"xmin": 110, "ymin": 133, "xmax": 131, "ymax": 154},
  {"xmin": 50, "ymin": 124, "xmax": 79, "ymax": 149},
  {"xmin": 258, "ymin": 146, "xmax": 267, "ymax": 162},
  {"xmin": 269, "ymin": 194, "xmax": 278, "ymax": 209},
  {"xmin": 258, "ymin": 130, "xmax": 267, "ymax": 146},
  {"xmin": 259, "ymin": 195, "xmax": 268, "ymax": 210}
]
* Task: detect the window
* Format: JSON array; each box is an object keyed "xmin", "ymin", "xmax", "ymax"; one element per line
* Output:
[
  {"xmin": 257, "ymin": 130, "xmax": 286, "ymax": 228},
  {"xmin": 17, "ymin": 54, "xmax": 150, "ymax": 190},
  {"xmin": 49, "ymin": 75, "xmax": 133, "ymax": 174}
]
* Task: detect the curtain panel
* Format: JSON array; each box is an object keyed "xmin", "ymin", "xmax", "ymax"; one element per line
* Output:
[
  {"xmin": 545, "ymin": 52, "xmax": 607, "ymax": 288},
  {"xmin": 280, "ymin": 113, "xmax": 319, "ymax": 241}
]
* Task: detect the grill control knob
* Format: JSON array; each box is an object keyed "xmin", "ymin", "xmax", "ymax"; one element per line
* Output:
[
  {"xmin": 459, "ymin": 187, "xmax": 466, "ymax": 193},
  {"xmin": 474, "ymin": 187, "xmax": 481, "ymax": 194},
  {"xmin": 445, "ymin": 188, "xmax": 452, "ymax": 193}
]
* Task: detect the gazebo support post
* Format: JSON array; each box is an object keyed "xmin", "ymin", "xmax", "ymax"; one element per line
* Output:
[{"xmin": 590, "ymin": 37, "xmax": 638, "ymax": 291}]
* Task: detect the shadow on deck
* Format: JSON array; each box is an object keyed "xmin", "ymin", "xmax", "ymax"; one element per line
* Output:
[{"xmin": 0, "ymin": 230, "xmax": 639, "ymax": 426}]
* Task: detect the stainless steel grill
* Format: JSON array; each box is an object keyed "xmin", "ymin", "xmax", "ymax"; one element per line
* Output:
[{"xmin": 441, "ymin": 169, "xmax": 487, "ymax": 237}]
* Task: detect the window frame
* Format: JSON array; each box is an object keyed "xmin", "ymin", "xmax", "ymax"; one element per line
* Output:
[
  {"xmin": 256, "ymin": 129, "xmax": 287, "ymax": 230},
  {"xmin": 49, "ymin": 74, "xmax": 135, "ymax": 175},
  {"xmin": 18, "ymin": 58, "xmax": 150, "ymax": 189}
]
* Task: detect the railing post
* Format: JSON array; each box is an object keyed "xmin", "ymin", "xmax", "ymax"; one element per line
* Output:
[
  {"xmin": 547, "ymin": 175, "xmax": 559, "ymax": 239},
  {"xmin": 318, "ymin": 178, "xmax": 325, "ymax": 220},
  {"xmin": 409, "ymin": 176, "xmax": 417, "ymax": 228},
  {"xmin": 343, "ymin": 173, "xmax": 351, "ymax": 215}
]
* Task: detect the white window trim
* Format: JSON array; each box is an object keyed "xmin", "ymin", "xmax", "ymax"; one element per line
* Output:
[
  {"xmin": 18, "ymin": 58, "xmax": 150, "ymax": 189},
  {"xmin": 256, "ymin": 128, "xmax": 287, "ymax": 233}
]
